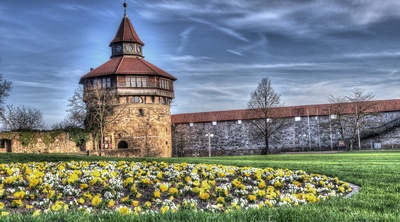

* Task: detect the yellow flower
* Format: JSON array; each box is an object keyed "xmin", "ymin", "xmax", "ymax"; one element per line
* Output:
[
  {"xmin": 232, "ymin": 179, "xmax": 241, "ymax": 187},
  {"xmin": 47, "ymin": 190, "xmax": 55, "ymax": 199},
  {"xmin": 4, "ymin": 177, "xmax": 13, "ymax": 184},
  {"xmin": 51, "ymin": 203, "xmax": 63, "ymax": 212},
  {"xmin": 273, "ymin": 180, "xmax": 282, "ymax": 188},
  {"xmin": 184, "ymin": 176, "xmax": 192, "ymax": 183},
  {"xmin": 123, "ymin": 178, "xmax": 134, "ymax": 187},
  {"xmin": 201, "ymin": 180, "xmax": 211, "ymax": 191},
  {"xmin": 217, "ymin": 171, "xmax": 225, "ymax": 178},
  {"xmin": 131, "ymin": 200, "xmax": 139, "ymax": 207},
  {"xmin": 168, "ymin": 187, "xmax": 179, "ymax": 196},
  {"xmin": 153, "ymin": 190, "xmax": 161, "ymax": 199},
  {"xmin": 77, "ymin": 198, "xmax": 85, "ymax": 205},
  {"xmin": 80, "ymin": 183, "xmax": 89, "ymax": 190},
  {"xmin": 136, "ymin": 193, "xmax": 142, "ymax": 199},
  {"xmin": 107, "ymin": 200, "xmax": 115, "ymax": 208},
  {"xmin": 140, "ymin": 178, "xmax": 151, "ymax": 186},
  {"xmin": 32, "ymin": 210, "xmax": 41, "ymax": 217},
  {"xmin": 92, "ymin": 195, "xmax": 102, "ymax": 207},
  {"xmin": 248, "ymin": 194, "xmax": 257, "ymax": 202},
  {"xmin": 192, "ymin": 180, "xmax": 200, "ymax": 187},
  {"xmin": 144, "ymin": 201, "xmax": 152, "ymax": 209},
  {"xmin": 11, "ymin": 199, "xmax": 23, "ymax": 207},
  {"xmin": 14, "ymin": 190, "xmax": 25, "ymax": 199},
  {"xmin": 83, "ymin": 192, "xmax": 93, "ymax": 200},
  {"xmin": 67, "ymin": 173, "xmax": 79, "ymax": 184},
  {"xmin": 192, "ymin": 187, "xmax": 200, "ymax": 194},
  {"xmin": 338, "ymin": 186, "xmax": 345, "ymax": 193},
  {"xmin": 0, "ymin": 202, "xmax": 4, "ymax": 209},
  {"xmin": 160, "ymin": 205, "xmax": 169, "ymax": 214},
  {"xmin": 281, "ymin": 196, "xmax": 292, "ymax": 203},
  {"xmin": 199, "ymin": 192, "xmax": 210, "ymax": 201},
  {"xmin": 26, "ymin": 204, "xmax": 34, "ymax": 209},
  {"xmin": 304, "ymin": 193, "xmax": 317, "ymax": 203},
  {"xmin": 264, "ymin": 200, "xmax": 273, "ymax": 207},
  {"xmin": 216, "ymin": 196, "xmax": 225, "ymax": 204},
  {"xmin": 1, "ymin": 212, "xmax": 9, "ymax": 217},
  {"xmin": 121, "ymin": 195, "xmax": 130, "ymax": 203},
  {"xmin": 117, "ymin": 206, "xmax": 131, "ymax": 215},
  {"xmin": 91, "ymin": 170, "xmax": 101, "ymax": 177},
  {"xmin": 157, "ymin": 172, "xmax": 164, "ymax": 179},
  {"xmin": 257, "ymin": 189, "xmax": 266, "ymax": 197},
  {"xmin": 134, "ymin": 206, "xmax": 142, "ymax": 214},
  {"xmin": 28, "ymin": 177, "xmax": 40, "ymax": 189},
  {"xmin": 266, "ymin": 192, "xmax": 276, "ymax": 200},
  {"xmin": 293, "ymin": 181, "xmax": 302, "ymax": 187},
  {"xmin": 159, "ymin": 183, "xmax": 169, "ymax": 192},
  {"xmin": 258, "ymin": 180, "xmax": 266, "ymax": 189}
]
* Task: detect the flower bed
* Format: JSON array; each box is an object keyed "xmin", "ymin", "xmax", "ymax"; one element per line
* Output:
[{"xmin": 0, "ymin": 161, "xmax": 353, "ymax": 216}]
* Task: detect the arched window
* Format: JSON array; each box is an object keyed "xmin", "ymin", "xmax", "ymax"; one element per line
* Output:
[
  {"xmin": 132, "ymin": 96, "xmax": 143, "ymax": 103},
  {"xmin": 118, "ymin": 141, "xmax": 128, "ymax": 149}
]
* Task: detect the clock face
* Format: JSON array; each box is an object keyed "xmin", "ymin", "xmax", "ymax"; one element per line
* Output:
[
  {"xmin": 116, "ymin": 45, "xmax": 122, "ymax": 52},
  {"xmin": 126, "ymin": 45, "xmax": 133, "ymax": 52}
]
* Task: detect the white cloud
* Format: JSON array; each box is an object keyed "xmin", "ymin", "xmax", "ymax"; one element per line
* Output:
[
  {"xmin": 176, "ymin": 26, "xmax": 196, "ymax": 53},
  {"xmin": 343, "ymin": 51, "xmax": 400, "ymax": 58},
  {"xmin": 226, "ymin": 35, "xmax": 268, "ymax": 56}
]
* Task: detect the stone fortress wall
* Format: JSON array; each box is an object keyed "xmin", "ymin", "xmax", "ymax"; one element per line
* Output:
[
  {"xmin": 0, "ymin": 131, "xmax": 87, "ymax": 154},
  {"xmin": 171, "ymin": 100, "xmax": 400, "ymax": 157},
  {"xmin": 2, "ymin": 100, "xmax": 400, "ymax": 157}
]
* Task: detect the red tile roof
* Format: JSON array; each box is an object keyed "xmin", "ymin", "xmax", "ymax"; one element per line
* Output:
[
  {"xmin": 79, "ymin": 56, "xmax": 177, "ymax": 83},
  {"xmin": 110, "ymin": 17, "xmax": 144, "ymax": 45},
  {"xmin": 171, "ymin": 99, "xmax": 400, "ymax": 124}
]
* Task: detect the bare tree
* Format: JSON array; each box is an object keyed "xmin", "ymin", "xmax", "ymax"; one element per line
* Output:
[
  {"xmin": 327, "ymin": 95, "xmax": 349, "ymax": 150},
  {"xmin": 66, "ymin": 86, "xmax": 87, "ymax": 129},
  {"xmin": 83, "ymin": 82, "xmax": 126, "ymax": 150},
  {"xmin": 328, "ymin": 88, "xmax": 378, "ymax": 151},
  {"xmin": 1, "ymin": 105, "xmax": 45, "ymax": 131},
  {"xmin": 0, "ymin": 74, "xmax": 12, "ymax": 107},
  {"xmin": 53, "ymin": 86, "xmax": 87, "ymax": 131},
  {"xmin": 247, "ymin": 77, "xmax": 286, "ymax": 155},
  {"xmin": 0, "ymin": 73, "xmax": 12, "ymax": 119}
]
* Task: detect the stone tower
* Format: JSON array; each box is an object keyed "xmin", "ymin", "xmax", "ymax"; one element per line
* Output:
[{"xmin": 79, "ymin": 3, "xmax": 177, "ymax": 157}]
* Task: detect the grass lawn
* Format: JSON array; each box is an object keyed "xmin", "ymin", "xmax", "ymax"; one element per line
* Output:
[{"xmin": 0, "ymin": 151, "xmax": 399, "ymax": 221}]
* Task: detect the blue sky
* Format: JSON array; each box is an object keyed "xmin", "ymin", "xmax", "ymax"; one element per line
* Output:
[{"xmin": 1, "ymin": 0, "xmax": 400, "ymax": 127}]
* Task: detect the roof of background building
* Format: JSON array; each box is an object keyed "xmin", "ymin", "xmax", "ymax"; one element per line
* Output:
[{"xmin": 171, "ymin": 99, "xmax": 400, "ymax": 124}]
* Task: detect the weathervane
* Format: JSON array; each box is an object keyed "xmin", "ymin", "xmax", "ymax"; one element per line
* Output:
[{"xmin": 123, "ymin": 0, "xmax": 127, "ymax": 17}]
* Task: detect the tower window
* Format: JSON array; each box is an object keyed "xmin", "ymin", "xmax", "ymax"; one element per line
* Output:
[
  {"xmin": 107, "ymin": 78, "xmax": 111, "ymax": 88},
  {"xmin": 92, "ymin": 78, "xmax": 111, "ymax": 89},
  {"xmin": 139, "ymin": 109, "xmax": 144, "ymax": 116},
  {"xmin": 132, "ymin": 96, "xmax": 143, "ymax": 103},
  {"xmin": 159, "ymin": 78, "xmax": 171, "ymax": 90},
  {"xmin": 125, "ymin": 76, "xmax": 147, "ymax": 88}
]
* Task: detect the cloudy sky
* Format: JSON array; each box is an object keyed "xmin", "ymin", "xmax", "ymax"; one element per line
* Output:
[{"xmin": 1, "ymin": 0, "xmax": 400, "ymax": 127}]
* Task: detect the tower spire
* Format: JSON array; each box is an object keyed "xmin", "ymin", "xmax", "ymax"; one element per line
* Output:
[{"xmin": 123, "ymin": 0, "xmax": 127, "ymax": 17}]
